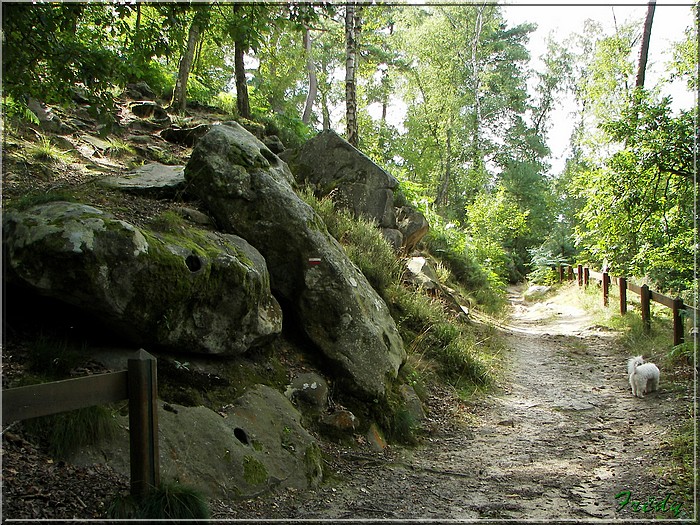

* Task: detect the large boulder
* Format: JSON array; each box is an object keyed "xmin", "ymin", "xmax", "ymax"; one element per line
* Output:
[
  {"xmin": 3, "ymin": 201, "xmax": 281, "ymax": 355},
  {"xmin": 281, "ymin": 130, "xmax": 398, "ymax": 229},
  {"xmin": 396, "ymin": 205, "xmax": 430, "ymax": 253},
  {"xmin": 71, "ymin": 385, "xmax": 323, "ymax": 499},
  {"xmin": 185, "ymin": 123, "xmax": 406, "ymax": 398}
]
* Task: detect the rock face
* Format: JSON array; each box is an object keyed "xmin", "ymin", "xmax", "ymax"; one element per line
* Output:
[
  {"xmin": 71, "ymin": 386, "xmax": 322, "ymax": 499},
  {"xmin": 3, "ymin": 201, "xmax": 281, "ymax": 355},
  {"xmin": 397, "ymin": 206, "xmax": 430, "ymax": 253},
  {"xmin": 281, "ymin": 130, "xmax": 398, "ymax": 229},
  {"xmin": 185, "ymin": 123, "xmax": 406, "ymax": 398},
  {"xmin": 282, "ymin": 130, "xmax": 430, "ymax": 253}
]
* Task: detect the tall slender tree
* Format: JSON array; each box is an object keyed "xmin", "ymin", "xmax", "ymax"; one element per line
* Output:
[
  {"xmin": 345, "ymin": 3, "xmax": 362, "ymax": 147},
  {"xmin": 172, "ymin": 5, "xmax": 211, "ymax": 112},
  {"xmin": 635, "ymin": 0, "xmax": 656, "ymax": 88}
]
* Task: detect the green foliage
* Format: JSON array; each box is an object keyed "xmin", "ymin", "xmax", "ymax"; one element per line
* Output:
[
  {"xmin": 213, "ymin": 92, "xmax": 239, "ymax": 116},
  {"xmin": 3, "ymin": 4, "xmax": 124, "ymax": 112},
  {"xmin": 23, "ymin": 406, "xmax": 118, "ymax": 459},
  {"xmin": 2, "ymin": 95, "xmax": 40, "ymax": 125},
  {"xmin": 108, "ymin": 481, "xmax": 210, "ymax": 520},
  {"xmin": 258, "ymin": 112, "xmax": 315, "ymax": 150},
  {"xmin": 465, "ymin": 186, "xmax": 529, "ymax": 283},
  {"xmin": 668, "ymin": 23, "xmax": 698, "ymax": 90},
  {"xmin": 571, "ymin": 93, "xmax": 694, "ymax": 294},
  {"xmin": 528, "ymin": 245, "xmax": 570, "ymax": 285}
]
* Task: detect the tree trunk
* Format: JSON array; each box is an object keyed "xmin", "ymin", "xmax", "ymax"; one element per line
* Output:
[
  {"xmin": 172, "ymin": 8, "xmax": 208, "ymax": 113},
  {"xmin": 232, "ymin": 4, "xmax": 251, "ymax": 120},
  {"xmin": 469, "ymin": 5, "xmax": 486, "ymax": 189},
  {"xmin": 321, "ymin": 89, "xmax": 331, "ymax": 131},
  {"xmin": 435, "ymin": 126, "xmax": 453, "ymax": 207},
  {"xmin": 235, "ymin": 40, "xmax": 251, "ymax": 119},
  {"xmin": 635, "ymin": 0, "xmax": 656, "ymax": 88},
  {"xmin": 302, "ymin": 27, "xmax": 318, "ymax": 125},
  {"xmin": 345, "ymin": 3, "xmax": 361, "ymax": 148}
]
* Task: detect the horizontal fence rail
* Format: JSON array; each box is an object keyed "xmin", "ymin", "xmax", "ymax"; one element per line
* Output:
[
  {"xmin": 2, "ymin": 349, "xmax": 159, "ymax": 499},
  {"xmin": 560, "ymin": 264, "xmax": 694, "ymax": 346}
]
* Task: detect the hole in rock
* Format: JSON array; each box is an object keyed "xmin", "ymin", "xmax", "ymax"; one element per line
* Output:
[
  {"xmin": 185, "ymin": 254, "xmax": 202, "ymax": 272},
  {"xmin": 234, "ymin": 427, "xmax": 249, "ymax": 445}
]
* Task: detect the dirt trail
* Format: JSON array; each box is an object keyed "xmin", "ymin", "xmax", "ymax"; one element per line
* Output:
[{"xmin": 217, "ymin": 285, "xmax": 693, "ymax": 521}]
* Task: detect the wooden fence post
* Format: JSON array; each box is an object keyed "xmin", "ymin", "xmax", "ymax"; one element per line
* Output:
[
  {"xmin": 568, "ymin": 265, "xmax": 574, "ymax": 281},
  {"xmin": 602, "ymin": 271, "xmax": 610, "ymax": 307},
  {"xmin": 640, "ymin": 284, "xmax": 651, "ymax": 333},
  {"xmin": 672, "ymin": 298, "xmax": 685, "ymax": 346},
  {"xmin": 577, "ymin": 264, "xmax": 583, "ymax": 286},
  {"xmin": 128, "ymin": 349, "xmax": 160, "ymax": 499},
  {"xmin": 619, "ymin": 277, "xmax": 627, "ymax": 315},
  {"xmin": 584, "ymin": 267, "xmax": 590, "ymax": 287},
  {"xmin": 558, "ymin": 265, "xmax": 564, "ymax": 283}
]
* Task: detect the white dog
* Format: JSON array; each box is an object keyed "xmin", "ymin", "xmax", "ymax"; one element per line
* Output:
[{"xmin": 628, "ymin": 355, "xmax": 660, "ymax": 398}]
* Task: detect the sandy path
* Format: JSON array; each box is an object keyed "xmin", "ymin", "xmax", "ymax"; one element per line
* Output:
[{"xmin": 217, "ymin": 285, "xmax": 693, "ymax": 521}]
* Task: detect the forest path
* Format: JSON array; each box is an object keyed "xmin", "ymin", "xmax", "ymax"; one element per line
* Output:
[{"xmin": 217, "ymin": 284, "xmax": 691, "ymax": 521}]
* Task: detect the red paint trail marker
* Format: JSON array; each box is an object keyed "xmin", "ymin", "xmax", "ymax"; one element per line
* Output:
[{"xmin": 308, "ymin": 258, "xmax": 322, "ymax": 266}]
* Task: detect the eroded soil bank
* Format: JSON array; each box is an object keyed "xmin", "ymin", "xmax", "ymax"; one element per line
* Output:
[{"xmin": 217, "ymin": 284, "xmax": 694, "ymax": 522}]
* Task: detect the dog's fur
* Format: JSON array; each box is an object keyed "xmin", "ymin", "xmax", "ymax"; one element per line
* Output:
[{"xmin": 628, "ymin": 356, "xmax": 660, "ymax": 398}]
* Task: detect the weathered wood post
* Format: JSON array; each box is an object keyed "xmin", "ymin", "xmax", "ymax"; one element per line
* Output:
[
  {"xmin": 672, "ymin": 298, "xmax": 685, "ymax": 346},
  {"xmin": 602, "ymin": 271, "xmax": 610, "ymax": 307},
  {"xmin": 558, "ymin": 265, "xmax": 564, "ymax": 283},
  {"xmin": 128, "ymin": 349, "xmax": 159, "ymax": 499},
  {"xmin": 640, "ymin": 284, "xmax": 651, "ymax": 333},
  {"xmin": 619, "ymin": 277, "xmax": 627, "ymax": 315},
  {"xmin": 577, "ymin": 264, "xmax": 583, "ymax": 286},
  {"xmin": 568, "ymin": 265, "xmax": 574, "ymax": 281},
  {"xmin": 583, "ymin": 267, "xmax": 590, "ymax": 287}
]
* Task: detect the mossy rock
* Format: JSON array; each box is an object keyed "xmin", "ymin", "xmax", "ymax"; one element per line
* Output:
[{"xmin": 3, "ymin": 201, "xmax": 282, "ymax": 356}]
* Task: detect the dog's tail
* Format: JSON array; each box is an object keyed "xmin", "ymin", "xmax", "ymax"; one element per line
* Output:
[{"xmin": 627, "ymin": 355, "xmax": 644, "ymax": 376}]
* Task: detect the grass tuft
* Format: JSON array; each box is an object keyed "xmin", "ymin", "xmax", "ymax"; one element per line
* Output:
[
  {"xmin": 26, "ymin": 137, "xmax": 72, "ymax": 164},
  {"xmin": 108, "ymin": 481, "xmax": 210, "ymax": 520},
  {"xmin": 22, "ymin": 405, "xmax": 118, "ymax": 459}
]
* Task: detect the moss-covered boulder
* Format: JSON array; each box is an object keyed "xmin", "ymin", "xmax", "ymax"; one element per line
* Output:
[
  {"xmin": 185, "ymin": 123, "xmax": 406, "ymax": 399},
  {"xmin": 70, "ymin": 386, "xmax": 322, "ymax": 499},
  {"xmin": 3, "ymin": 201, "xmax": 281, "ymax": 355}
]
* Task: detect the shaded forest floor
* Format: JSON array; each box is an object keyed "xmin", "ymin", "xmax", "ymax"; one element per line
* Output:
[{"xmin": 215, "ymin": 284, "xmax": 695, "ymax": 522}]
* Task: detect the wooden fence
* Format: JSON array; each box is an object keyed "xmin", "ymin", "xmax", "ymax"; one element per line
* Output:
[
  {"xmin": 557, "ymin": 265, "xmax": 695, "ymax": 347},
  {"xmin": 2, "ymin": 349, "xmax": 159, "ymax": 499}
]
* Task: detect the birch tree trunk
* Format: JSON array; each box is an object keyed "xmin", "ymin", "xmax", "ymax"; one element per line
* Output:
[
  {"xmin": 345, "ymin": 3, "xmax": 361, "ymax": 148},
  {"xmin": 302, "ymin": 27, "xmax": 317, "ymax": 125}
]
